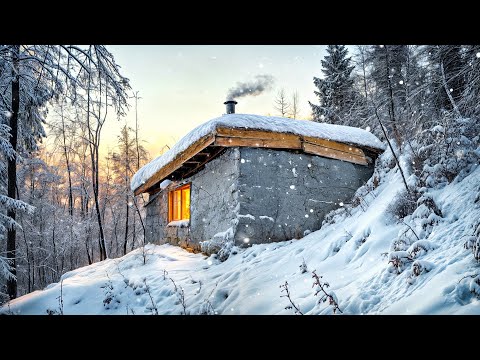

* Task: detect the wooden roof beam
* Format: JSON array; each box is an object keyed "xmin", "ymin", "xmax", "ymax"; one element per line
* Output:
[{"xmin": 133, "ymin": 134, "xmax": 215, "ymax": 196}]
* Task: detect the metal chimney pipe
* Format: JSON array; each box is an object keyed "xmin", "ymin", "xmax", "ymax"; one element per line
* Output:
[{"xmin": 224, "ymin": 100, "xmax": 237, "ymax": 114}]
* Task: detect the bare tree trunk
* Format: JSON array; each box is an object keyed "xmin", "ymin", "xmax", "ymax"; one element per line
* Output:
[
  {"xmin": 20, "ymin": 217, "xmax": 31, "ymax": 293},
  {"xmin": 85, "ymin": 50, "xmax": 107, "ymax": 261},
  {"xmin": 385, "ymin": 46, "xmax": 401, "ymax": 145},
  {"xmin": 60, "ymin": 102, "xmax": 74, "ymax": 217},
  {"xmin": 85, "ymin": 239, "xmax": 92, "ymax": 265},
  {"xmin": 441, "ymin": 61, "xmax": 462, "ymax": 119},
  {"xmin": 134, "ymin": 91, "xmax": 141, "ymax": 170},
  {"xmin": 131, "ymin": 213, "xmax": 136, "ymax": 252},
  {"xmin": 7, "ymin": 45, "xmax": 20, "ymax": 299},
  {"xmin": 124, "ymin": 149, "xmax": 130, "ymax": 255},
  {"xmin": 132, "ymin": 197, "xmax": 147, "ymax": 264},
  {"xmin": 373, "ymin": 103, "xmax": 410, "ymax": 193},
  {"xmin": 52, "ymin": 214, "xmax": 58, "ymax": 275},
  {"xmin": 123, "ymin": 198, "xmax": 129, "ymax": 256}
]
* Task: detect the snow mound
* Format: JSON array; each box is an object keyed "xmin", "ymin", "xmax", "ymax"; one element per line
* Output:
[{"xmin": 131, "ymin": 114, "xmax": 385, "ymax": 191}]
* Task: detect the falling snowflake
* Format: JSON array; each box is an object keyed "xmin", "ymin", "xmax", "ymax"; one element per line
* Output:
[
  {"xmin": 305, "ymin": 214, "xmax": 309, "ymax": 218},
  {"xmin": 339, "ymin": 202, "xmax": 344, "ymax": 206},
  {"xmin": 365, "ymin": 126, "xmax": 371, "ymax": 132},
  {"xmin": 4, "ymin": 111, "xmax": 12, "ymax": 118},
  {"xmin": 243, "ymin": 238, "xmax": 250, "ymax": 243},
  {"xmin": 476, "ymin": 52, "xmax": 480, "ymax": 58},
  {"xmin": 307, "ymin": 163, "xmax": 312, "ymax": 168},
  {"xmin": 241, "ymin": 159, "xmax": 245, "ymax": 164},
  {"xmin": 290, "ymin": 185, "xmax": 295, "ymax": 190},
  {"xmin": 449, "ymin": 88, "xmax": 453, "ymax": 92},
  {"xmin": 207, "ymin": 260, "xmax": 213, "ymax": 265},
  {"xmin": 399, "ymin": 80, "xmax": 404, "ymax": 85},
  {"xmin": 310, "ymin": 209, "xmax": 313, "ymax": 213}
]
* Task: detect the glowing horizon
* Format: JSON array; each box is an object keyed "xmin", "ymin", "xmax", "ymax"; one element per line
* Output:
[{"xmin": 48, "ymin": 45, "xmax": 333, "ymax": 160}]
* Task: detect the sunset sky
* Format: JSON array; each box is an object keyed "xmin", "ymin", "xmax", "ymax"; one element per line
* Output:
[{"xmin": 87, "ymin": 45, "xmax": 334, "ymax": 157}]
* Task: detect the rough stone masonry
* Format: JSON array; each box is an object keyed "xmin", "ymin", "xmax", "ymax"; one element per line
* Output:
[{"xmin": 145, "ymin": 146, "xmax": 374, "ymax": 252}]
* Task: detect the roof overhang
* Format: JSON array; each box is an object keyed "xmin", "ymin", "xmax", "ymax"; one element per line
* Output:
[{"xmin": 133, "ymin": 126, "xmax": 383, "ymax": 196}]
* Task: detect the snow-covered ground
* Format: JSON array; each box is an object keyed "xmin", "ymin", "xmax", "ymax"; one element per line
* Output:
[{"xmin": 3, "ymin": 151, "xmax": 479, "ymax": 315}]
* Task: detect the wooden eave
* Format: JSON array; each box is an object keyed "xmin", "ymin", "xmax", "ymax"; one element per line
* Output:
[{"xmin": 133, "ymin": 127, "xmax": 383, "ymax": 195}]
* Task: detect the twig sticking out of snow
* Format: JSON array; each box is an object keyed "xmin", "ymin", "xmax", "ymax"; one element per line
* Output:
[
  {"xmin": 169, "ymin": 277, "xmax": 187, "ymax": 315},
  {"xmin": 280, "ymin": 281, "xmax": 303, "ymax": 315},
  {"xmin": 143, "ymin": 278, "xmax": 158, "ymax": 315},
  {"xmin": 299, "ymin": 258, "xmax": 308, "ymax": 274},
  {"xmin": 199, "ymin": 282, "xmax": 218, "ymax": 315},
  {"xmin": 311, "ymin": 270, "xmax": 343, "ymax": 314}
]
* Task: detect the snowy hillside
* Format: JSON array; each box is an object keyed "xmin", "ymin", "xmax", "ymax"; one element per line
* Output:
[{"xmin": 3, "ymin": 149, "xmax": 480, "ymax": 315}]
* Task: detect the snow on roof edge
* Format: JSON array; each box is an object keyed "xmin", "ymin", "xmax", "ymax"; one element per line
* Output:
[{"xmin": 131, "ymin": 114, "xmax": 385, "ymax": 192}]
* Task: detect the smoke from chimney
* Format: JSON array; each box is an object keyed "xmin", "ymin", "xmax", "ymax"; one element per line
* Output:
[{"xmin": 226, "ymin": 74, "xmax": 275, "ymax": 101}]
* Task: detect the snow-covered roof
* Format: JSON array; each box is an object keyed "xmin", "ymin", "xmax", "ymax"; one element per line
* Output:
[{"xmin": 131, "ymin": 114, "xmax": 385, "ymax": 193}]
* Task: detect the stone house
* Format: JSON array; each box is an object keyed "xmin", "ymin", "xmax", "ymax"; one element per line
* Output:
[{"xmin": 131, "ymin": 102, "xmax": 384, "ymax": 253}]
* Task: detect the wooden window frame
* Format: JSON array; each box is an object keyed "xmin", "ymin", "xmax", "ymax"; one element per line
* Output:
[{"xmin": 168, "ymin": 184, "xmax": 191, "ymax": 222}]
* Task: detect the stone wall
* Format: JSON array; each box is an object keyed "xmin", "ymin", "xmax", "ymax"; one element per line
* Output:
[
  {"xmin": 145, "ymin": 146, "xmax": 375, "ymax": 250},
  {"xmin": 145, "ymin": 148, "xmax": 240, "ymax": 250},
  {"xmin": 234, "ymin": 147, "xmax": 374, "ymax": 245}
]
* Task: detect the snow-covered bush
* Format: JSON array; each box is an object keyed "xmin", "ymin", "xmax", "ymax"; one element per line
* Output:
[
  {"xmin": 407, "ymin": 240, "xmax": 436, "ymax": 258},
  {"xmin": 387, "ymin": 190, "xmax": 420, "ymax": 220},
  {"xmin": 200, "ymin": 227, "xmax": 238, "ymax": 261},
  {"xmin": 411, "ymin": 205, "xmax": 442, "ymax": 233},
  {"xmin": 412, "ymin": 260, "xmax": 434, "ymax": 277},
  {"xmin": 406, "ymin": 260, "xmax": 434, "ymax": 285},
  {"xmin": 463, "ymin": 222, "xmax": 480, "ymax": 262},
  {"xmin": 390, "ymin": 237, "xmax": 412, "ymax": 252},
  {"xmin": 102, "ymin": 279, "xmax": 121, "ymax": 310},
  {"xmin": 469, "ymin": 275, "xmax": 480, "ymax": 298},
  {"xmin": 388, "ymin": 251, "xmax": 413, "ymax": 274},
  {"xmin": 322, "ymin": 206, "xmax": 349, "ymax": 226},
  {"xmin": 418, "ymin": 117, "xmax": 480, "ymax": 187},
  {"xmin": 416, "ymin": 194, "xmax": 443, "ymax": 217},
  {"xmin": 472, "ymin": 223, "xmax": 480, "ymax": 262}
]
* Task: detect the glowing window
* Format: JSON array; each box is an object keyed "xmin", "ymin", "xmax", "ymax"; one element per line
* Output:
[{"xmin": 168, "ymin": 184, "xmax": 191, "ymax": 221}]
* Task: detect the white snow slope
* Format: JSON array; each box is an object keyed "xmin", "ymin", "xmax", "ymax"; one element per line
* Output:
[
  {"xmin": 4, "ymin": 150, "xmax": 479, "ymax": 315},
  {"xmin": 131, "ymin": 114, "xmax": 385, "ymax": 192}
]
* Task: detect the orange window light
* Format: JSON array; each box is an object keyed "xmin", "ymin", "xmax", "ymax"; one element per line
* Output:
[{"xmin": 168, "ymin": 184, "xmax": 191, "ymax": 221}]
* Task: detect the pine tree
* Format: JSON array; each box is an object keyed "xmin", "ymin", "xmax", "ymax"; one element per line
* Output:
[
  {"xmin": 365, "ymin": 45, "xmax": 409, "ymax": 142},
  {"xmin": 309, "ymin": 45, "xmax": 355, "ymax": 124}
]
